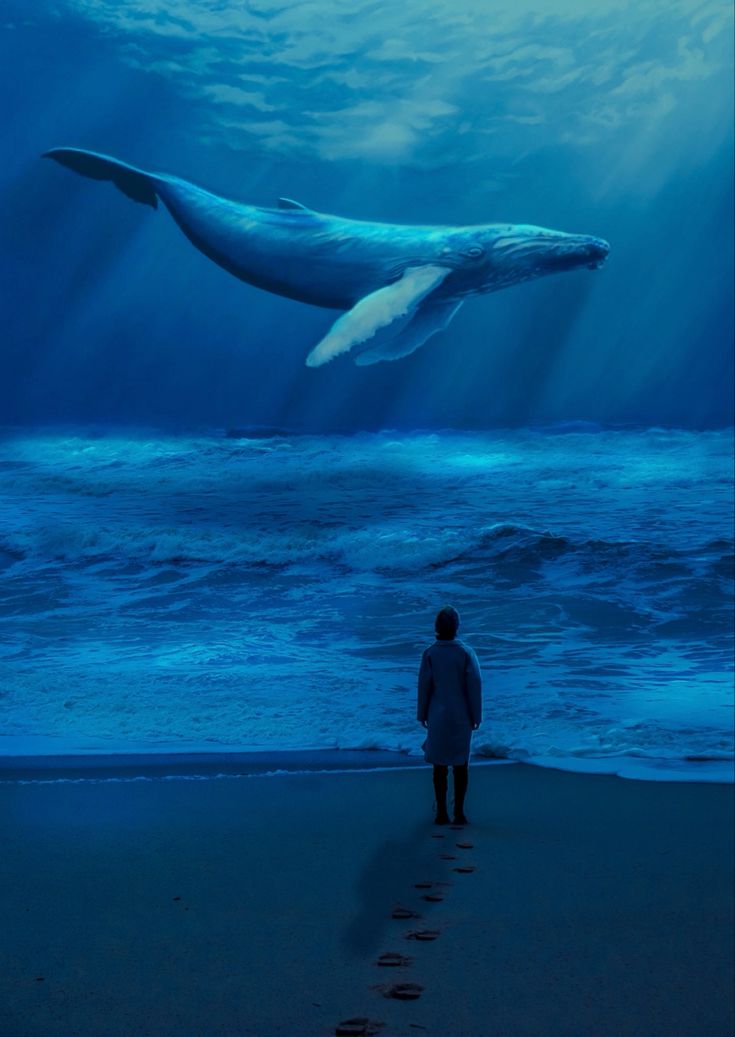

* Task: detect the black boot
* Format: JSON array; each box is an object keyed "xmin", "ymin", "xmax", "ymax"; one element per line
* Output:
[
  {"xmin": 432, "ymin": 765, "xmax": 450, "ymax": 824},
  {"xmin": 452, "ymin": 763, "xmax": 469, "ymax": 824}
]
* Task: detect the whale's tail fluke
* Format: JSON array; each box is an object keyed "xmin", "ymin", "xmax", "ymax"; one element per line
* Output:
[{"xmin": 43, "ymin": 148, "xmax": 159, "ymax": 208}]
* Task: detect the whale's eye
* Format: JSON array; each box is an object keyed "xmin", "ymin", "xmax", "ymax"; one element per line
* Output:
[{"xmin": 464, "ymin": 245, "xmax": 484, "ymax": 259}]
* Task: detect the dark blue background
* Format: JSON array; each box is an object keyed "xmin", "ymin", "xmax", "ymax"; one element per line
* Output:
[{"xmin": 1, "ymin": 1, "xmax": 732, "ymax": 431}]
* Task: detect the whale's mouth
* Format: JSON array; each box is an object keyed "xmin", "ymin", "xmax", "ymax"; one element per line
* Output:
[
  {"xmin": 584, "ymin": 238, "xmax": 610, "ymax": 270},
  {"xmin": 495, "ymin": 233, "xmax": 610, "ymax": 273},
  {"xmin": 544, "ymin": 238, "xmax": 609, "ymax": 272},
  {"xmin": 479, "ymin": 230, "xmax": 611, "ymax": 291}
]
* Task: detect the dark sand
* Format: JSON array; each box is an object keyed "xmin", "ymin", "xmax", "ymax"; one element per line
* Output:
[{"xmin": 0, "ymin": 756, "xmax": 732, "ymax": 1037}]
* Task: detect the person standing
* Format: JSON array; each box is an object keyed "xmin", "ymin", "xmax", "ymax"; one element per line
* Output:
[{"xmin": 417, "ymin": 606, "xmax": 482, "ymax": 825}]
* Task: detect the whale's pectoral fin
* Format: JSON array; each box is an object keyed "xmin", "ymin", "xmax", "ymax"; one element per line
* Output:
[
  {"xmin": 305, "ymin": 264, "xmax": 452, "ymax": 368},
  {"xmin": 354, "ymin": 297, "xmax": 464, "ymax": 365}
]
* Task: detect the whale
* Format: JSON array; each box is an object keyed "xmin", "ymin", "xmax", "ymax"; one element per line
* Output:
[{"xmin": 44, "ymin": 147, "xmax": 609, "ymax": 367}]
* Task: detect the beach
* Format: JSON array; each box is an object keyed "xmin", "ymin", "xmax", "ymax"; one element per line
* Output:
[{"xmin": 0, "ymin": 755, "xmax": 732, "ymax": 1037}]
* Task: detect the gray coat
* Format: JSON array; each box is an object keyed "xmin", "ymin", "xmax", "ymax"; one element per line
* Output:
[{"xmin": 417, "ymin": 639, "xmax": 482, "ymax": 766}]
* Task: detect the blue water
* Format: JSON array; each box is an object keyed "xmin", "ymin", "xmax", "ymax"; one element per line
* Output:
[
  {"xmin": 1, "ymin": 1, "xmax": 733, "ymax": 430},
  {"xmin": 0, "ymin": 2, "xmax": 733, "ymax": 784},
  {"xmin": 1, "ymin": 426, "xmax": 732, "ymax": 779}
]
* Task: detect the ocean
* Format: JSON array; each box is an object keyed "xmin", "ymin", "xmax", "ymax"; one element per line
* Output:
[
  {"xmin": 1, "ymin": 1, "xmax": 733, "ymax": 786},
  {"xmin": 1, "ymin": 425, "xmax": 732, "ymax": 781}
]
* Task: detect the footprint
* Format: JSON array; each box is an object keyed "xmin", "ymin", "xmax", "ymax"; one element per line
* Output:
[
  {"xmin": 391, "ymin": 906, "xmax": 421, "ymax": 920},
  {"xmin": 453, "ymin": 865, "xmax": 477, "ymax": 874},
  {"xmin": 413, "ymin": 881, "xmax": 434, "ymax": 889},
  {"xmin": 335, "ymin": 1018, "xmax": 385, "ymax": 1036},
  {"xmin": 380, "ymin": 982, "xmax": 424, "ymax": 1001},
  {"xmin": 404, "ymin": 928, "xmax": 440, "ymax": 941},
  {"xmin": 376, "ymin": 952, "xmax": 412, "ymax": 967},
  {"xmin": 455, "ymin": 841, "xmax": 474, "ymax": 849},
  {"xmin": 439, "ymin": 853, "xmax": 457, "ymax": 861},
  {"xmin": 421, "ymin": 892, "xmax": 444, "ymax": 902}
]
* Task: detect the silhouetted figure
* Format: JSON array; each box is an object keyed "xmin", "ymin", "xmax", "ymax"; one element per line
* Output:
[{"xmin": 417, "ymin": 606, "xmax": 482, "ymax": 825}]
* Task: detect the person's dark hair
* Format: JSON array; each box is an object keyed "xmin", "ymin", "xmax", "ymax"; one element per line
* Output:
[{"xmin": 435, "ymin": 605, "xmax": 460, "ymax": 640}]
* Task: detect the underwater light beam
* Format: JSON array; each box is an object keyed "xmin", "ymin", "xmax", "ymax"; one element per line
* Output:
[{"xmin": 44, "ymin": 147, "xmax": 609, "ymax": 367}]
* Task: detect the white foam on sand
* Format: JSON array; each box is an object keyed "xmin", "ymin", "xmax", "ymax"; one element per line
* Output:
[{"xmin": 0, "ymin": 733, "xmax": 730, "ymax": 785}]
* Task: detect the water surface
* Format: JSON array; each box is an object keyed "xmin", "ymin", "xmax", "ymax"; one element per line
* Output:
[{"xmin": 1, "ymin": 425, "xmax": 731, "ymax": 780}]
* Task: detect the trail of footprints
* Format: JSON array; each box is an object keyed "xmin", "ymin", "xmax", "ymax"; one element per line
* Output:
[{"xmin": 334, "ymin": 825, "xmax": 477, "ymax": 1036}]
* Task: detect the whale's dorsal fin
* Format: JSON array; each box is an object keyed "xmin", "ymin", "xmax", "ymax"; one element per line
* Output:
[
  {"xmin": 305, "ymin": 264, "xmax": 452, "ymax": 368},
  {"xmin": 277, "ymin": 197, "xmax": 311, "ymax": 211}
]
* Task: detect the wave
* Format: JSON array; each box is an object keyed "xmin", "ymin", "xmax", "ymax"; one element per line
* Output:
[
  {"xmin": 1, "ymin": 518, "xmax": 731, "ymax": 577},
  {"xmin": 1, "ymin": 427, "xmax": 731, "ymax": 780},
  {"xmin": 0, "ymin": 746, "xmax": 731, "ymax": 786}
]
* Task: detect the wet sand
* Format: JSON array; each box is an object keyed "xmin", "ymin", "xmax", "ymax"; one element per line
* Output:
[{"xmin": 0, "ymin": 758, "xmax": 732, "ymax": 1036}]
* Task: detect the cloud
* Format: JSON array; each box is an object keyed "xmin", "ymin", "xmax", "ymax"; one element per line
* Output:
[
  {"xmin": 204, "ymin": 83, "xmax": 278, "ymax": 112},
  {"xmin": 366, "ymin": 38, "xmax": 446, "ymax": 64},
  {"xmin": 306, "ymin": 94, "xmax": 458, "ymax": 162},
  {"xmin": 62, "ymin": 0, "xmax": 733, "ymax": 168}
]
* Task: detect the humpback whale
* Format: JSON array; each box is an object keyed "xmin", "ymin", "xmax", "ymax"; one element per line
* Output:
[{"xmin": 44, "ymin": 148, "xmax": 609, "ymax": 367}]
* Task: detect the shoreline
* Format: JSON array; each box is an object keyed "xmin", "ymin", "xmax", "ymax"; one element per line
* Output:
[{"xmin": 0, "ymin": 744, "xmax": 732, "ymax": 785}]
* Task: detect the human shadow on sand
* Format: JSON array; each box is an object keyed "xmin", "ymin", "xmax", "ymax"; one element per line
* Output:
[{"xmin": 340, "ymin": 820, "xmax": 447, "ymax": 958}]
